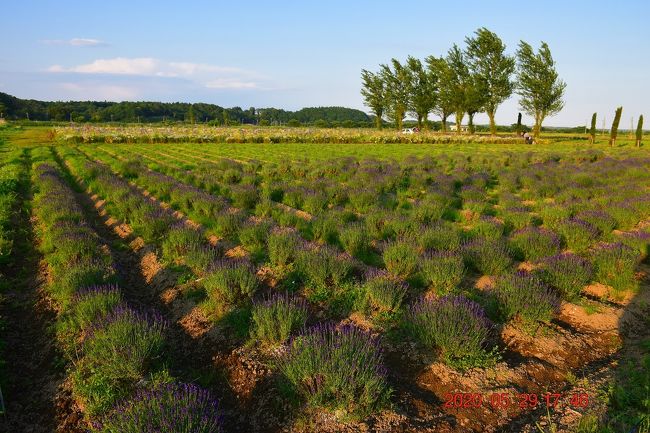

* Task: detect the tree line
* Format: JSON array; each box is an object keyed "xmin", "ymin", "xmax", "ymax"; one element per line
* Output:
[
  {"xmin": 0, "ymin": 92, "xmax": 371, "ymax": 127},
  {"xmin": 361, "ymin": 28, "xmax": 566, "ymax": 138}
]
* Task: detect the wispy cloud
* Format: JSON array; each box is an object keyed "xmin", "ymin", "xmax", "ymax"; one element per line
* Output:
[
  {"xmin": 42, "ymin": 38, "xmax": 108, "ymax": 47},
  {"xmin": 48, "ymin": 57, "xmax": 260, "ymax": 89},
  {"xmin": 59, "ymin": 82, "xmax": 139, "ymax": 100}
]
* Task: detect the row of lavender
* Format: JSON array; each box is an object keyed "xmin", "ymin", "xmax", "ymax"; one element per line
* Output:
[
  {"xmin": 58, "ymin": 145, "xmax": 398, "ymax": 417},
  {"xmin": 72, "ymin": 144, "xmax": 649, "ymax": 418},
  {"xmin": 106, "ymin": 144, "xmax": 649, "ymax": 298},
  {"xmin": 31, "ymin": 150, "xmax": 223, "ymax": 432}
]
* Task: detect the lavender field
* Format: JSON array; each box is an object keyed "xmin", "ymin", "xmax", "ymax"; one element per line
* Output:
[{"xmin": 1, "ymin": 126, "xmax": 649, "ymax": 433}]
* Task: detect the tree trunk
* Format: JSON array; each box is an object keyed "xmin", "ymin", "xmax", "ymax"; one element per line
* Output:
[
  {"xmin": 468, "ymin": 113, "xmax": 475, "ymax": 134},
  {"xmin": 637, "ymin": 139, "xmax": 641, "ymax": 147},
  {"xmin": 533, "ymin": 112, "xmax": 543, "ymax": 139},
  {"xmin": 488, "ymin": 110, "xmax": 496, "ymax": 135},
  {"xmin": 375, "ymin": 112, "xmax": 382, "ymax": 129},
  {"xmin": 441, "ymin": 114, "xmax": 447, "ymax": 133},
  {"xmin": 417, "ymin": 115, "xmax": 423, "ymax": 129},
  {"xmin": 455, "ymin": 111, "xmax": 464, "ymax": 134}
]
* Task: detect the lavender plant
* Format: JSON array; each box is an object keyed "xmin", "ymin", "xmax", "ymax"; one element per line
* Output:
[
  {"xmin": 407, "ymin": 295, "xmax": 494, "ymax": 369},
  {"xmin": 537, "ymin": 253, "xmax": 592, "ymax": 301},
  {"xmin": 361, "ymin": 271, "xmax": 407, "ymax": 314},
  {"xmin": 202, "ymin": 260, "xmax": 258, "ymax": 305},
  {"xmin": 509, "ymin": 226, "xmax": 561, "ymax": 262},
  {"xmin": 463, "ymin": 238, "xmax": 513, "ymax": 276},
  {"xmin": 492, "ymin": 271, "xmax": 559, "ymax": 326},
  {"xmin": 382, "ymin": 241, "xmax": 418, "ymax": 279},
  {"xmin": 72, "ymin": 306, "xmax": 167, "ymax": 415},
  {"xmin": 592, "ymin": 242, "xmax": 640, "ymax": 292},
  {"xmin": 94, "ymin": 382, "xmax": 223, "ymax": 433},
  {"xmin": 276, "ymin": 324, "xmax": 391, "ymax": 417},
  {"xmin": 250, "ymin": 293, "xmax": 308, "ymax": 345},
  {"xmin": 419, "ymin": 251, "xmax": 465, "ymax": 295}
]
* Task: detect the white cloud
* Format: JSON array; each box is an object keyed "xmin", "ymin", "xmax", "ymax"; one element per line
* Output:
[
  {"xmin": 42, "ymin": 38, "xmax": 107, "ymax": 47},
  {"xmin": 205, "ymin": 79, "xmax": 257, "ymax": 89},
  {"xmin": 48, "ymin": 57, "xmax": 261, "ymax": 90}
]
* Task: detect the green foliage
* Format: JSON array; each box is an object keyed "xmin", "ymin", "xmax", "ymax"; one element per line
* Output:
[
  {"xmin": 360, "ymin": 70, "xmax": 386, "ymax": 129},
  {"xmin": 465, "ymin": 27, "xmax": 515, "ymax": 135},
  {"xmin": 592, "ymin": 243, "xmax": 639, "ymax": 293},
  {"xmin": 419, "ymin": 251, "xmax": 465, "ymax": 295},
  {"xmin": 382, "ymin": 241, "xmax": 418, "ymax": 279},
  {"xmin": 464, "ymin": 238, "xmax": 513, "ymax": 276},
  {"xmin": 276, "ymin": 324, "xmax": 391, "ymax": 418},
  {"xmin": 636, "ymin": 114, "xmax": 644, "ymax": 145},
  {"xmin": 609, "ymin": 106, "xmax": 623, "ymax": 145},
  {"xmin": 589, "ymin": 112, "xmax": 597, "ymax": 142},
  {"xmin": 493, "ymin": 271, "xmax": 559, "ymax": 326},
  {"xmin": 360, "ymin": 273, "xmax": 407, "ymax": 314},
  {"xmin": 250, "ymin": 294, "xmax": 308, "ymax": 346},
  {"xmin": 202, "ymin": 261, "xmax": 258, "ymax": 305},
  {"xmin": 267, "ymin": 231, "xmax": 299, "ymax": 267},
  {"xmin": 508, "ymin": 227, "xmax": 561, "ymax": 262},
  {"xmin": 339, "ymin": 223, "xmax": 371, "ymax": 259},
  {"xmin": 72, "ymin": 308, "xmax": 166, "ymax": 416},
  {"xmin": 407, "ymin": 296, "xmax": 495, "ymax": 369},
  {"xmin": 380, "ymin": 59, "xmax": 410, "ymax": 130},
  {"xmin": 516, "ymin": 41, "xmax": 566, "ymax": 137}
]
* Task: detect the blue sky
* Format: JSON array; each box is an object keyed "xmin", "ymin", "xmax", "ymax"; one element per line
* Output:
[{"xmin": 1, "ymin": 0, "xmax": 648, "ymax": 127}]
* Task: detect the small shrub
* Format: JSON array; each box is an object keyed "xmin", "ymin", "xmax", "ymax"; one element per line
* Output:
[
  {"xmin": 616, "ymin": 231, "xmax": 650, "ymax": 260},
  {"xmin": 184, "ymin": 245, "xmax": 222, "ymax": 275},
  {"xmin": 230, "ymin": 184, "xmax": 259, "ymax": 209},
  {"xmin": 267, "ymin": 231, "xmax": 299, "ymax": 267},
  {"xmin": 415, "ymin": 222, "xmax": 462, "ymax": 252},
  {"xmin": 407, "ymin": 295, "xmax": 494, "ymax": 369},
  {"xmin": 202, "ymin": 260, "xmax": 258, "ymax": 305},
  {"xmin": 361, "ymin": 271, "xmax": 407, "ymax": 314},
  {"xmin": 554, "ymin": 218, "xmax": 599, "ymax": 252},
  {"xmin": 72, "ymin": 307, "xmax": 167, "ymax": 416},
  {"xmin": 537, "ymin": 253, "xmax": 592, "ymax": 301},
  {"xmin": 575, "ymin": 209, "xmax": 616, "ymax": 235},
  {"xmin": 250, "ymin": 293, "xmax": 308, "ymax": 345},
  {"xmin": 296, "ymin": 247, "xmax": 352, "ymax": 298},
  {"xmin": 94, "ymin": 382, "xmax": 223, "ymax": 433},
  {"xmin": 509, "ymin": 226, "xmax": 561, "ymax": 262},
  {"xmin": 311, "ymin": 215, "xmax": 340, "ymax": 244},
  {"xmin": 592, "ymin": 243, "xmax": 639, "ymax": 292},
  {"xmin": 213, "ymin": 211, "xmax": 245, "ymax": 240},
  {"xmin": 419, "ymin": 251, "xmax": 465, "ymax": 295},
  {"xmin": 492, "ymin": 271, "xmax": 559, "ymax": 325},
  {"xmin": 608, "ymin": 204, "xmax": 639, "ymax": 230},
  {"xmin": 238, "ymin": 221, "xmax": 271, "ymax": 255},
  {"xmin": 468, "ymin": 216, "xmax": 505, "ymax": 240},
  {"xmin": 339, "ymin": 223, "xmax": 371, "ymax": 259},
  {"xmin": 161, "ymin": 225, "xmax": 203, "ymax": 263},
  {"xmin": 56, "ymin": 285, "xmax": 122, "ymax": 358},
  {"xmin": 463, "ymin": 238, "xmax": 512, "ymax": 276},
  {"xmin": 382, "ymin": 241, "xmax": 418, "ymax": 279},
  {"xmin": 130, "ymin": 205, "xmax": 174, "ymax": 243},
  {"xmin": 276, "ymin": 324, "xmax": 391, "ymax": 417}
]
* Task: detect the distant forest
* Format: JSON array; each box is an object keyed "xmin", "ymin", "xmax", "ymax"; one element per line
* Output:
[{"xmin": 0, "ymin": 92, "xmax": 371, "ymax": 126}]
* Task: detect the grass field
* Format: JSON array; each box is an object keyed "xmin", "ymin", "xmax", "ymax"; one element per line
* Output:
[{"xmin": 0, "ymin": 124, "xmax": 648, "ymax": 433}]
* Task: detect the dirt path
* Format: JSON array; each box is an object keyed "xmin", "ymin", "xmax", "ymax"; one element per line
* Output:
[{"xmin": 0, "ymin": 149, "xmax": 63, "ymax": 433}]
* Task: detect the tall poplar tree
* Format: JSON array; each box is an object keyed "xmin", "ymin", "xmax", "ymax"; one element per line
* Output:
[
  {"xmin": 360, "ymin": 69, "xmax": 386, "ymax": 129},
  {"xmin": 635, "ymin": 114, "xmax": 643, "ymax": 147},
  {"xmin": 427, "ymin": 56, "xmax": 454, "ymax": 133},
  {"xmin": 589, "ymin": 113, "xmax": 597, "ymax": 144},
  {"xmin": 516, "ymin": 41, "xmax": 566, "ymax": 138},
  {"xmin": 380, "ymin": 59, "xmax": 410, "ymax": 130},
  {"xmin": 465, "ymin": 27, "xmax": 515, "ymax": 135},
  {"xmin": 610, "ymin": 106, "xmax": 623, "ymax": 146},
  {"xmin": 405, "ymin": 56, "xmax": 438, "ymax": 129}
]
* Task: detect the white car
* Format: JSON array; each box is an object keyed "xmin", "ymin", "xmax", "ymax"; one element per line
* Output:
[{"xmin": 401, "ymin": 128, "xmax": 415, "ymax": 134}]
